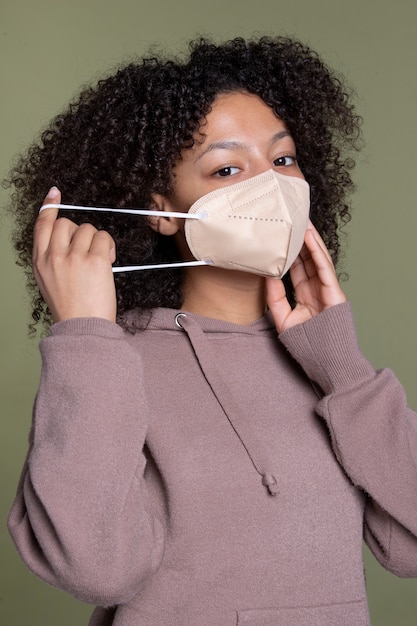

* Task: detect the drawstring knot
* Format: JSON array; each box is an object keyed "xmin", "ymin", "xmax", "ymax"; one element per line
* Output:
[{"xmin": 262, "ymin": 473, "xmax": 279, "ymax": 496}]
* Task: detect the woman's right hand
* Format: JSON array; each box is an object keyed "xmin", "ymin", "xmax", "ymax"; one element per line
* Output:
[{"xmin": 33, "ymin": 187, "xmax": 117, "ymax": 323}]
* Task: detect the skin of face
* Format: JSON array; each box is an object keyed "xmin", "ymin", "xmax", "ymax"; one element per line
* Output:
[
  {"xmin": 153, "ymin": 90, "xmax": 304, "ymax": 232},
  {"xmin": 149, "ymin": 91, "xmax": 305, "ymax": 321}
]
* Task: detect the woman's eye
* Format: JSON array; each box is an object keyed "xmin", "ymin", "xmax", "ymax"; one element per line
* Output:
[
  {"xmin": 273, "ymin": 155, "xmax": 297, "ymax": 167},
  {"xmin": 213, "ymin": 165, "xmax": 240, "ymax": 177}
]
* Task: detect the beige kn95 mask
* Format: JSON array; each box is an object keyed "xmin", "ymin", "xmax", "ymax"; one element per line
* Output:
[
  {"xmin": 184, "ymin": 169, "xmax": 310, "ymax": 277},
  {"xmin": 41, "ymin": 169, "xmax": 310, "ymax": 278}
]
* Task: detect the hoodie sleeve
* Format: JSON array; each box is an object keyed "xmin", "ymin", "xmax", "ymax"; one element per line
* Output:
[
  {"xmin": 279, "ymin": 302, "xmax": 417, "ymax": 577},
  {"xmin": 7, "ymin": 317, "xmax": 165, "ymax": 606}
]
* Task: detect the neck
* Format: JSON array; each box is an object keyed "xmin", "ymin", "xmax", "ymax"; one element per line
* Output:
[{"xmin": 180, "ymin": 266, "xmax": 266, "ymax": 325}]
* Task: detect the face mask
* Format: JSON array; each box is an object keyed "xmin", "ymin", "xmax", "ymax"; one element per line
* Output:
[
  {"xmin": 184, "ymin": 169, "xmax": 309, "ymax": 277},
  {"xmin": 41, "ymin": 169, "xmax": 309, "ymax": 278}
]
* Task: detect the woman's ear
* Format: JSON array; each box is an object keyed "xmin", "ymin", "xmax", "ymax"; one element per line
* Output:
[{"xmin": 149, "ymin": 194, "xmax": 180, "ymax": 236}]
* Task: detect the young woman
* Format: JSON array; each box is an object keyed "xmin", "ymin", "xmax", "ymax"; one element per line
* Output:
[{"xmin": 6, "ymin": 37, "xmax": 417, "ymax": 626}]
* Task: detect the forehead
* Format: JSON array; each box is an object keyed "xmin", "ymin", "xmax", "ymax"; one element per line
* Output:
[
  {"xmin": 183, "ymin": 91, "xmax": 290, "ymax": 160},
  {"xmin": 204, "ymin": 91, "xmax": 285, "ymax": 134}
]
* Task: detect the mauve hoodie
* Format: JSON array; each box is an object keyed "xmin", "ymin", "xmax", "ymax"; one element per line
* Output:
[{"xmin": 8, "ymin": 302, "xmax": 417, "ymax": 625}]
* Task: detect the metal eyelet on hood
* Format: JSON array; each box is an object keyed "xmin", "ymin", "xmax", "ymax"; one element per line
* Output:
[{"xmin": 175, "ymin": 313, "xmax": 187, "ymax": 329}]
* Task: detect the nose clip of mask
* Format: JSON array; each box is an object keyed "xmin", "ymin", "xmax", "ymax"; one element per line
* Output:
[{"xmin": 39, "ymin": 169, "xmax": 310, "ymax": 278}]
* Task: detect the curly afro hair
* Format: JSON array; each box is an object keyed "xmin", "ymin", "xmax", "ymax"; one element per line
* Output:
[{"xmin": 4, "ymin": 36, "xmax": 362, "ymax": 332}]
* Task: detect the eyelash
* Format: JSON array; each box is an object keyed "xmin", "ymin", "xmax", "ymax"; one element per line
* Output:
[
  {"xmin": 214, "ymin": 166, "xmax": 240, "ymax": 177},
  {"xmin": 213, "ymin": 155, "xmax": 297, "ymax": 177},
  {"xmin": 273, "ymin": 155, "xmax": 297, "ymax": 167}
]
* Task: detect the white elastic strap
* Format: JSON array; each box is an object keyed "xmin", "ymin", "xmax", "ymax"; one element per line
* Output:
[
  {"xmin": 112, "ymin": 260, "xmax": 211, "ymax": 272},
  {"xmin": 40, "ymin": 203, "xmax": 205, "ymax": 220},
  {"xmin": 39, "ymin": 203, "xmax": 210, "ymax": 273}
]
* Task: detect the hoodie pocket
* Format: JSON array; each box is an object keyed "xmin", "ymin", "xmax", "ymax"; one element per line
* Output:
[{"xmin": 237, "ymin": 598, "xmax": 369, "ymax": 626}]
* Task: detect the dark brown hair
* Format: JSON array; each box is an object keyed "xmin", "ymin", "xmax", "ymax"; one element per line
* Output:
[{"xmin": 4, "ymin": 36, "xmax": 362, "ymax": 332}]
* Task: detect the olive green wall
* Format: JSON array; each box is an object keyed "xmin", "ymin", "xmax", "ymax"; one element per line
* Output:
[{"xmin": 1, "ymin": 1, "xmax": 416, "ymax": 624}]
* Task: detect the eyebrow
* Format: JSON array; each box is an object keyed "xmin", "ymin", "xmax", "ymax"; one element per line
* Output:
[{"xmin": 195, "ymin": 130, "xmax": 292, "ymax": 162}]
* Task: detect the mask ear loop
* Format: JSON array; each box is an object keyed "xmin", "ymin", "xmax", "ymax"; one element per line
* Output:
[
  {"xmin": 112, "ymin": 260, "xmax": 210, "ymax": 272},
  {"xmin": 39, "ymin": 203, "xmax": 210, "ymax": 272},
  {"xmin": 40, "ymin": 203, "xmax": 205, "ymax": 220}
]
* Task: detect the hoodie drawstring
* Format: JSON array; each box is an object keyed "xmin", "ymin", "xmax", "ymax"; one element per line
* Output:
[{"xmin": 175, "ymin": 313, "xmax": 279, "ymax": 496}]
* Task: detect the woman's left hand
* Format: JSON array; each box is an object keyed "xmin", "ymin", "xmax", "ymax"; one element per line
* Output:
[{"xmin": 266, "ymin": 221, "xmax": 347, "ymax": 333}]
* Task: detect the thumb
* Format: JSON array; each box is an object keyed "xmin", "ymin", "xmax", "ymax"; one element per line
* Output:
[{"xmin": 265, "ymin": 277, "xmax": 291, "ymax": 333}]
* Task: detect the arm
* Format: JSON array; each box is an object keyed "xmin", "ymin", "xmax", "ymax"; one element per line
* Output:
[
  {"xmin": 8, "ymin": 319, "xmax": 165, "ymax": 605},
  {"xmin": 8, "ymin": 188, "xmax": 164, "ymax": 604},
  {"xmin": 278, "ymin": 303, "xmax": 417, "ymax": 576},
  {"xmin": 267, "ymin": 225, "xmax": 417, "ymax": 576}
]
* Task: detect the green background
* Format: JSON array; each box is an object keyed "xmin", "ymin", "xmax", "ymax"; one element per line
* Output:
[{"xmin": 1, "ymin": 1, "xmax": 416, "ymax": 624}]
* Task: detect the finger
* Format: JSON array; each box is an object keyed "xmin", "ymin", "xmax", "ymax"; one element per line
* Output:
[
  {"xmin": 265, "ymin": 277, "xmax": 292, "ymax": 331},
  {"xmin": 33, "ymin": 187, "xmax": 61, "ymax": 259},
  {"xmin": 68, "ymin": 222, "xmax": 99, "ymax": 253},
  {"xmin": 67, "ymin": 224, "xmax": 115, "ymax": 266},
  {"xmin": 303, "ymin": 229, "xmax": 335, "ymax": 280},
  {"xmin": 288, "ymin": 226, "xmax": 328, "ymax": 287},
  {"xmin": 89, "ymin": 230, "xmax": 117, "ymax": 263},
  {"xmin": 47, "ymin": 216, "xmax": 80, "ymax": 253},
  {"xmin": 306, "ymin": 222, "xmax": 333, "ymax": 265},
  {"xmin": 41, "ymin": 185, "xmax": 61, "ymax": 210},
  {"xmin": 293, "ymin": 229, "xmax": 334, "ymax": 284},
  {"xmin": 289, "ymin": 230, "xmax": 338, "ymax": 299},
  {"xmin": 299, "ymin": 229, "xmax": 347, "ymax": 306},
  {"xmin": 289, "ymin": 242, "xmax": 314, "ymax": 287}
]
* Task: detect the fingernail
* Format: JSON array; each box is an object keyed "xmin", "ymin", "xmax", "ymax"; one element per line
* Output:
[{"xmin": 48, "ymin": 186, "xmax": 59, "ymax": 196}]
